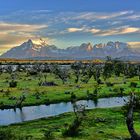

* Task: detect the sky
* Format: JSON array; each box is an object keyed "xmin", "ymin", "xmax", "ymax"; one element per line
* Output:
[{"xmin": 0, "ymin": 0, "xmax": 140, "ymax": 55}]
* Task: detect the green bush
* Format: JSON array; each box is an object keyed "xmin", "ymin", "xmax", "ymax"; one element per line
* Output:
[
  {"xmin": 106, "ymin": 82, "xmax": 114, "ymax": 87},
  {"xmin": 130, "ymin": 82, "xmax": 137, "ymax": 88},
  {"xmin": 9, "ymin": 80, "xmax": 17, "ymax": 87},
  {"xmin": 63, "ymin": 119, "xmax": 81, "ymax": 137},
  {"xmin": 0, "ymin": 129, "xmax": 16, "ymax": 140}
]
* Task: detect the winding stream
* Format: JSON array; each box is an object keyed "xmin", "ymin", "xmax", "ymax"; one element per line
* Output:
[{"xmin": 0, "ymin": 96, "xmax": 129, "ymax": 125}]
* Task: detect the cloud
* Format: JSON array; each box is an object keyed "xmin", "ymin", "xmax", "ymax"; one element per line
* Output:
[
  {"xmin": 66, "ymin": 26, "xmax": 140, "ymax": 36},
  {"xmin": 128, "ymin": 42, "xmax": 140, "ymax": 48},
  {"xmin": 123, "ymin": 14, "xmax": 140, "ymax": 21},
  {"xmin": 94, "ymin": 27, "xmax": 140, "ymax": 36},
  {"xmin": 0, "ymin": 22, "xmax": 47, "ymax": 32},
  {"xmin": 88, "ymin": 28, "xmax": 101, "ymax": 34},
  {"xmin": 91, "ymin": 27, "xmax": 140, "ymax": 36},
  {"xmin": 72, "ymin": 10, "xmax": 134, "ymax": 21},
  {"xmin": 0, "ymin": 32, "xmax": 52, "ymax": 55},
  {"xmin": 0, "ymin": 10, "xmax": 136, "ymax": 27},
  {"xmin": 67, "ymin": 27, "xmax": 101, "ymax": 34},
  {"xmin": 67, "ymin": 27, "xmax": 84, "ymax": 32},
  {"xmin": 108, "ymin": 21, "xmax": 122, "ymax": 25},
  {"xmin": 0, "ymin": 22, "xmax": 49, "ymax": 54}
]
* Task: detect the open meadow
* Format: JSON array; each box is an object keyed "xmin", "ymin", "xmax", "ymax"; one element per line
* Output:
[{"xmin": 0, "ymin": 59, "xmax": 140, "ymax": 139}]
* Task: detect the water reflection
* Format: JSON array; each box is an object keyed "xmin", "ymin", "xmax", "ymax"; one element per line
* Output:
[{"xmin": 0, "ymin": 96, "xmax": 129, "ymax": 125}]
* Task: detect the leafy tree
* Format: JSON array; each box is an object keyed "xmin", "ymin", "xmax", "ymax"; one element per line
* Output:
[
  {"xmin": 113, "ymin": 60, "xmax": 124, "ymax": 77},
  {"xmin": 15, "ymin": 95, "xmax": 26, "ymax": 108},
  {"xmin": 52, "ymin": 65, "xmax": 70, "ymax": 84},
  {"xmin": 71, "ymin": 61, "xmax": 83, "ymax": 83},
  {"xmin": 81, "ymin": 63, "xmax": 94, "ymax": 83},
  {"xmin": 103, "ymin": 58, "xmax": 113, "ymax": 82}
]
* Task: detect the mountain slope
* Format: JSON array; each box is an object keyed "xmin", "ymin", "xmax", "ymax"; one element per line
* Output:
[{"xmin": 1, "ymin": 39, "xmax": 139, "ymax": 60}]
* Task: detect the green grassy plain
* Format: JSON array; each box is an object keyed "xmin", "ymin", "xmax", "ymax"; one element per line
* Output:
[
  {"xmin": 0, "ymin": 71, "xmax": 140, "ymax": 109},
  {"xmin": 0, "ymin": 65, "xmax": 140, "ymax": 140}
]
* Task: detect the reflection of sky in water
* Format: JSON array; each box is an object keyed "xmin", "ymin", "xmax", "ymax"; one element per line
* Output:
[{"xmin": 0, "ymin": 96, "xmax": 129, "ymax": 125}]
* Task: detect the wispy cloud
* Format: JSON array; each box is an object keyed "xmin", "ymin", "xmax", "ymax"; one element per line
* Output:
[
  {"xmin": 72, "ymin": 11, "xmax": 134, "ymax": 21},
  {"xmin": 67, "ymin": 27, "xmax": 84, "ymax": 32},
  {"xmin": 0, "ymin": 22, "xmax": 47, "ymax": 32},
  {"xmin": 90, "ymin": 27, "xmax": 140, "ymax": 36},
  {"xmin": 67, "ymin": 26, "xmax": 140, "ymax": 36}
]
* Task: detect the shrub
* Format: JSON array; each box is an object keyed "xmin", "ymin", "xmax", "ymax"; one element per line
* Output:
[
  {"xmin": 97, "ymin": 79, "xmax": 103, "ymax": 84},
  {"xmin": 9, "ymin": 80, "xmax": 17, "ymax": 87},
  {"xmin": 33, "ymin": 90, "xmax": 41, "ymax": 99},
  {"xmin": 106, "ymin": 82, "xmax": 114, "ymax": 87},
  {"xmin": 130, "ymin": 82, "xmax": 137, "ymax": 88},
  {"xmin": 39, "ymin": 81, "xmax": 57, "ymax": 86},
  {"xmin": 113, "ymin": 88, "xmax": 120, "ymax": 93},
  {"xmin": 0, "ymin": 129, "xmax": 16, "ymax": 140},
  {"xmin": 63, "ymin": 119, "xmax": 81, "ymax": 137},
  {"xmin": 120, "ymin": 88, "xmax": 124, "ymax": 94},
  {"xmin": 70, "ymin": 92, "xmax": 76, "ymax": 102},
  {"xmin": 5, "ymin": 89, "xmax": 10, "ymax": 96},
  {"xmin": 42, "ymin": 129, "xmax": 54, "ymax": 140},
  {"xmin": 64, "ymin": 91, "xmax": 71, "ymax": 94}
]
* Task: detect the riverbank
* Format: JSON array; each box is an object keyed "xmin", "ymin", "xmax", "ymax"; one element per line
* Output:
[
  {"xmin": 0, "ymin": 107, "xmax": 139, "ymax": 140},
  {"xmin": 0, "ymin": 96, "xmax": 128, "ymax": 125}
]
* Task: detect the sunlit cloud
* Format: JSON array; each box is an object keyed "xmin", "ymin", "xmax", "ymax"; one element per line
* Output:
[
  {"xmin": 0, "ymin": 34, "xmax": 52, "ymax": 55},
  {"xmin": 67, "ymin": 27, "xmax": 84, "ymax": 32},
  {"xmin": 95, "ymin": 27, "xmax": 140, "ymax": 36},
  {"xmin": 88, "ymin": 28, "xmax": 101, "ymax": 34},
  {"xmin": 0, "ymin": 22, "xmax": 50, "ymax": 54},
  {"xmin": 67, "ymin": 26, "xmax": 140, "ymax": 36},
  {"xmin": 0, "ymin": 22, "xmax": 47, "ymax": 32},
  {"xmin": 128, "ymin": 42, "xmax": 140, "ymax": 48}
]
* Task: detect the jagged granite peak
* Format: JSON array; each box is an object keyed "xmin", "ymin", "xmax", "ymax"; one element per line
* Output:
[
  {"xmin": 0, "ymin": 40, "xmax": 139, "ymax": 60},
  {"xmin": 67, "ymin": 42, "xmax": 93, "ymax": 52},
  {"xmin": 27, "ymin": 39, "xmax": 33, "ymax": 44}
]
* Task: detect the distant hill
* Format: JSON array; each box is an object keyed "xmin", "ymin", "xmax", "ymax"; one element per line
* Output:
[{"xmin": 1, "ymin": 39, "xmax": 140, "ymax": 60}]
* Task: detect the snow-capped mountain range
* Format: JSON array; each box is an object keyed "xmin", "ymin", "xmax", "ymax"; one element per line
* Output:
[{"xmin": 0, "ymin": 39, "xmax": 140, "ymax": 60}]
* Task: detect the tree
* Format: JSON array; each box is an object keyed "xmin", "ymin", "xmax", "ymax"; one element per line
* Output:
[
  {"xmin": 9, "ymin": 72, "xmax": 17, "ymax": 88},
  {"xmin": 63, "ymin": 93, "xmax": 86, "ymax": 136},
  {"xmin": 123, "ymin": 93, "xmax": 140, "ymax": 140},
  {"xmin": 71, "ymin": 61, "xmax": 83, "ymax": 83},
  {"xmin": 15, "ymin": 95, "xmax": 26, "ymax": 108},
  {"xmin": 93, "ymin": 65, "xmax": 101, "ymax": 85},
  {"xmin": 81, "ymin": 63, "xmax": 94, "ymax": 83},
  {"xmin": 0, "ymin": 65, "xmax": 2, "ymax": 75},
  {"xmin": 113, "ymin": 60, "xmax": 124, "ymax": 77},
  {"xmin": 52, "ymin": 65, "xmax": 70, "ymax": 84},
  {"xmin": 5, "ymin": 65, "xmax": 13, "ymax": 74},
  {"xmin": 103, "ymin": 57, "xmax": 113, "ymax": 82}
]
